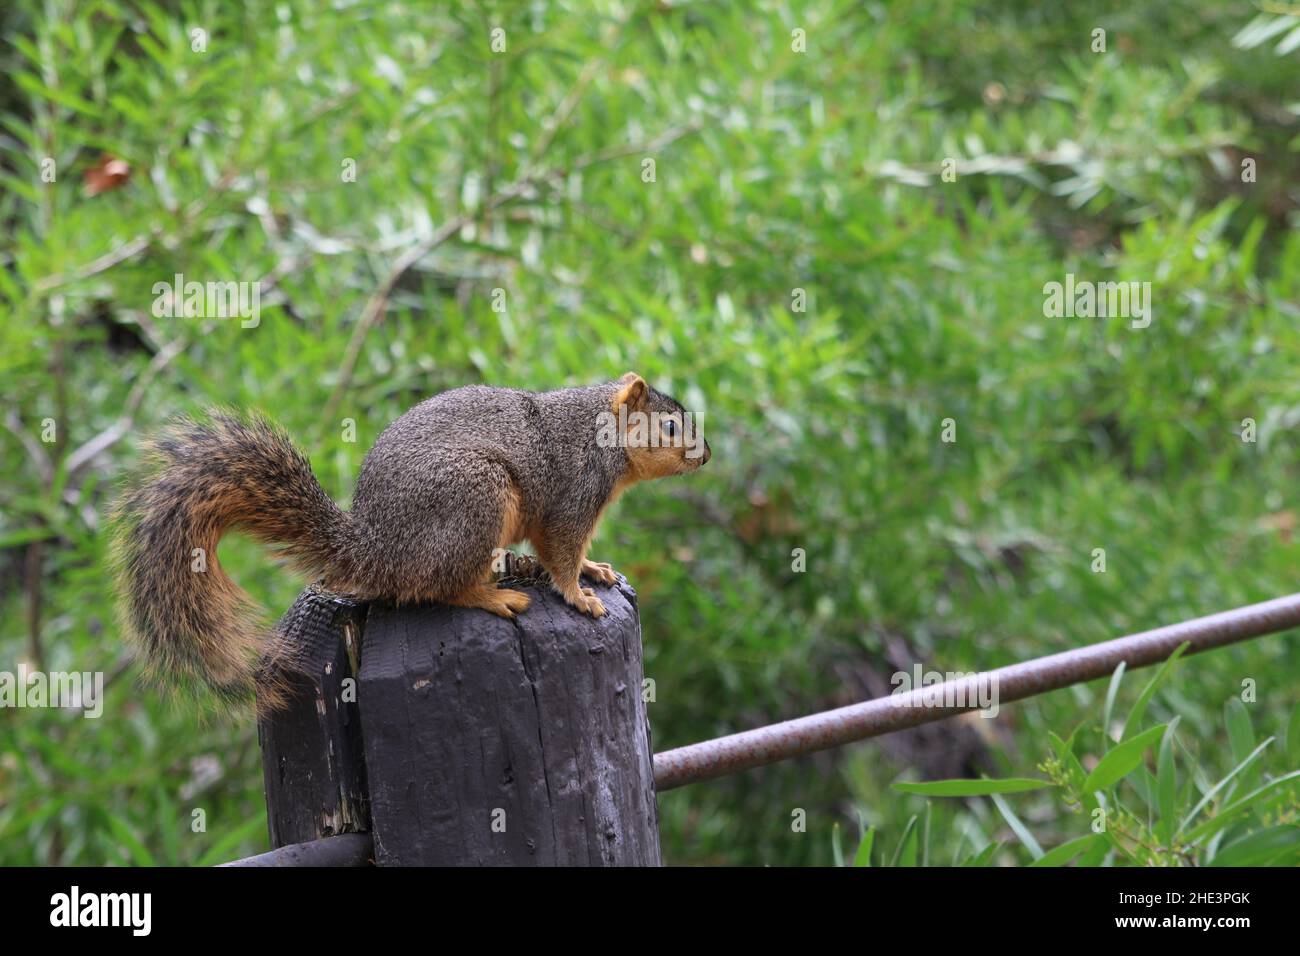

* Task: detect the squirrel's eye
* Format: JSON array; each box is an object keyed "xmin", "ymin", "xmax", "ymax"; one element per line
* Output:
[{"xmin": 663, "ymin": 419, "xmax": 678, "ymax": 437}]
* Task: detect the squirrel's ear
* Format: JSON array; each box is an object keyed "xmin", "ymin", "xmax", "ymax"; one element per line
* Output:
[{"xmin": 614, "ymin": 372, "xmax": 648, "ymax": 411}]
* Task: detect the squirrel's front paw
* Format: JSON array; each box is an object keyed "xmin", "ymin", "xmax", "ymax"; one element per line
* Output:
[
  {"xmin": 568, "ymin": 586, "xmax": 606, "ymax": 618},
  {"xmin": 580, "ymin": 559, "xmax": 618, "ymax": 587}
]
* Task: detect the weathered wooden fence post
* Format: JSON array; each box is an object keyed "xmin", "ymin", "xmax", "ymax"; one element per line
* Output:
[
  {"xmin": 257, "ymin": 572, "xmax": 660, "ymax": 866},
  {"xmin": 257, "ymin": 586, "xmax": 370, "ymax": 848}
]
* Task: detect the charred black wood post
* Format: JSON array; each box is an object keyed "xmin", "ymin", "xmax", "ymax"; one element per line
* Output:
[
  {"xmin": 359, "ymin": 570, "xmax": 660, "ymax": 866},
  {"xmin": 257, "ymin": 585, "xmax": 370, "ymax": 848},
  {"xmin": 256, "ymin": 568, "xmax": 660, "ymax": 866}
]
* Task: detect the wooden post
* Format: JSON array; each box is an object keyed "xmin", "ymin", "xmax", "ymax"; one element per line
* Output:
[
  {"xmin": 257, "ymin": 586, "xmax": 370, "ymax": 848},
  {"xmin": 359, "ymin": 573, "xmax": 660, "ymax": 865},
  {"xmin": 257, "ymin": 572, "xmax": 660, "ymax": 866}
]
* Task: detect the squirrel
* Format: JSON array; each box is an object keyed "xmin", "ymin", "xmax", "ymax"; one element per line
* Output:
[{"xmin": 110, "ymin": 372, "xmax": 710, "ymax": 708}]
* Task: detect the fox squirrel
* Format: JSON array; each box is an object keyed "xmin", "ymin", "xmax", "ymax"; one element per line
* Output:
[{"xmin": 111, "ymin": 372, "xmax": 709, "ymax": 706}]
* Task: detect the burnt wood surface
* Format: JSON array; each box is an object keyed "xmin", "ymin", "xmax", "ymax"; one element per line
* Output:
[
  {"xmin": 358, "ymin": 573, "xmax": 660, "ymax": 866},
  {"xmin": 257, "ymin": 585, "xmax": 370, "ymax": 847}
]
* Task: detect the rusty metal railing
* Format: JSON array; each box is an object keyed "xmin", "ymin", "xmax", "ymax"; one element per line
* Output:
[
  {"xmin": 652, "ymin": 592, "xmax": 1300, "ymax": 790},
  {"xmin": 220, "ymin": 832, "xmax": 373, "ymax": 867}
]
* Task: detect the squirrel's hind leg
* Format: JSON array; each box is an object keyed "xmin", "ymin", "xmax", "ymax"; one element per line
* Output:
[
  {"xmin": 440, "ymin": 479, "xmax": 532, "ymax": 618},
  {"xmin": 385, "ymin": 466, "xmax": 532, "ymax": 617}
]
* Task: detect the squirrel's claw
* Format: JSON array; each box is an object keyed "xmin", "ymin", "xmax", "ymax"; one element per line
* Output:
[
  {"xmin": 580, "ymin": 559, "xmax": 618, "ymax": 587},
  {"xmin": 569, "ymin": 586, "xmax": 606, "ymax": 618}
]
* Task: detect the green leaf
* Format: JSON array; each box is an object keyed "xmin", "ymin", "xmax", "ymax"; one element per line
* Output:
[
  {"xmin": 104, "ymin": 813, "xmax": 155, "ymax": 867},
  {"xmin": 893, "ymin": 777, "xmax": 1051, "ymax": 797},
  {"xmin": 1079, "ymin": 835, "xmax": 1111, "ymax": 867},
  {"xmin": 10, "ymin": 70, "xmax": 100, "ymax": 116},
  {"xmin": 1154, "ymin": 717, "xmax": 1180, "ymax": 845},
  {"xmin": 991, "ymin": 792, "xmax": 1044, "ymax": 860},
  {"xmin": 1028, "ymin": 833, "xmax": 1103, "ymax": 867},
  {"xmin": 1277, "ymin": 24, "xmax": 1300, "ymax": 56},
  {"xmin": 853, "ymin": 826, "xmax": 875, "ymax": 867},
  {"xmin": 889, "ymin": 816, "xmax": 919, "ymax": 867},
  {"xmin": 1209, "ymin": 826, "xmax": 1300, "ymax": 866},
  {"xmin": 0, "ymin": 525, "xmax": 58, "ymax": 549},
  {"xmin": 960, "ymin": 842, "xmax": 1002, "ymax": 867},
  {"xmin": 1184, "ymin": 769, "xmax": 1300, "ymax": 844},
  {"xmin": 1179, "ymin": 737, "xmax": 1275, "ymax": 834},
  {"xmin": 1102, "ymin": 661, "xmax": 1126, "ymax": 740},
  {"xmin": 1082, "ymin": 724, "xmax": 1167, "ymax": 794},
  {"xmin": 1048, "ymin": 728, "xmax": 1077, "ymax": 763},
  {"xmin": 1225, "ymin": 698, "xmax": 1254, "ymax": 763},
  {"xmin": 1224, "ymin": 698, "xmax": 1258, "ymax": 790},
  {"xmin": 1287, "ymin": 701, "xmax": 1300, "ymax": 766},
  {"xmin": 1233, "ymin": 14, "xmax": 1295, "ymax": 50},
  {"xmin": 920, "ymin": 802, "xmax": 931, "ymax": 868}
]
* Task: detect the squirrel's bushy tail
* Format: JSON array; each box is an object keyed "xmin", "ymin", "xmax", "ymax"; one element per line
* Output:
[{"xmin": 111, "ymin": 411, "xmax": 351, "ymax": 710}]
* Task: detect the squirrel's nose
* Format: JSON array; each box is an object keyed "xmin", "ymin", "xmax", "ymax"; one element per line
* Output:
[{"xmin": 701, "ymin": 440, "xmax": 711, "ymax": 465}]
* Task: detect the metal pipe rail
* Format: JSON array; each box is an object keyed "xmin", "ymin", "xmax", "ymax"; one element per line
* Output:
[
  {"xmin": 220, "ymin": 832, "xmax": 373, "ymax": 867},
  {"xmin": 652, "ymin": 592, "xmax": 1300, "ymax": 790}
]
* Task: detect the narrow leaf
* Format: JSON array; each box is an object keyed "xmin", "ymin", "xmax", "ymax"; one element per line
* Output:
[
  {"xmin": 893, "ymin": 777, "xmax": 1051, "ymax": 797},
  {"xmin": 1083, "ymin": 724, "xmax": 1167, "ymax": 794},
  {"xmin": 1029, "ymin": 833, "xmax": 1103, "ymax": 867}
]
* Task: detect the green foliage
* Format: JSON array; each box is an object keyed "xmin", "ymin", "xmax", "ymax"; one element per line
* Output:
[
  {"xmin": 2, "ymin": 0, "xmax": 1300, "ymax": 865},
  {"xmin": 877, "ymin": 664, "xmax": 1300, "ymax": 866}
]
